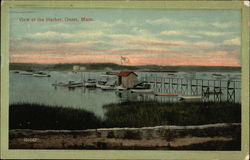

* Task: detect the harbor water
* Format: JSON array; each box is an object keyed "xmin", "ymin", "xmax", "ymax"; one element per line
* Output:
[{"xmin": 10, "ymin": 71, "xmax": 241, "ymax": 118}]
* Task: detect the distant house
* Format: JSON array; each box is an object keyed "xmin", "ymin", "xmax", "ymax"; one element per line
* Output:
[
  {"xmin": 79, "ymin": 66, "xmax": 86, "ymax": 71},
  {"xmin": 73, "ymin": 65, "xmax": 80, "ymax": 71},
  {"xmin": 118, "ymin": 71, "xmax": 139, "ymax": 88}
]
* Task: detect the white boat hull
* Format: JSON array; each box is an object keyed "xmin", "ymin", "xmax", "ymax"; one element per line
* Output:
[
  {"xmin": 178, "ymin": 95, "xmax": 202, "ymax": 100},
  {"xmin": 52, "ymin": 83, "xmax": 84, "ymax": 88},
  {"xmin": 154, "ymin": 92, "xmax": 179, "ymax": 96},
  {"xmin": 33, "ymin": 74, "xmax": 50, "ymax": 77},
  {"xmin": 96, "ymin": 84, "xmax": 105, "ymax": 88},
  {"xmin": 100, "ymin": 85, "xmax": 116, "ymax": 90},
  {"xmin": 85, "ymin": 83, "xmax": 96, "ymax": 87},
  {"xmin": 130, "ymin": 89, "xmax": 153, "ymax": 93},
  {"xmin": 116, "ymin": 86, "xmax": 127, "ymax": 91}
]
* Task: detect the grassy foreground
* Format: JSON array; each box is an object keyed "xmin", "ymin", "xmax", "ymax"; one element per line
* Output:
[
  {"xmin": 103, "ymin": 101, "xmax": 241, "ymax": 128},
  {"xmin": 10, "ymin": 102, "xmax": 240, "ymax": 130},
  {"xmin": 10, "ymin": 104, "xmax": 103, "ymax": 130},
  {"xmin": 9, "ymin": 102, "xmax": 241, "ymax": 150}
]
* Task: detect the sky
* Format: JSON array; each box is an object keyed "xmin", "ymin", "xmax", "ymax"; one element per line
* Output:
[{"xmin": 10, "ymin": 8, "xmax": 241, "ymax": 66}]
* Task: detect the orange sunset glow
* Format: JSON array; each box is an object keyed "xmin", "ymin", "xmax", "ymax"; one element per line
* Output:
[{"xmin": 10, "ymin": 8, "xmax": 241, "ymax": 67}]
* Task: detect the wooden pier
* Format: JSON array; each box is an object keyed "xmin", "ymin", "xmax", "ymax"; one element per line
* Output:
[{"xmin": 142, "ymin": 76, "xmax": 241, "ymax": 103}]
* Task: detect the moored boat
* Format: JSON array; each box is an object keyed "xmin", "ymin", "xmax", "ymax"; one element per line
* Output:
[
  {"xmin": 52, "ymin": 82, "xmax": 67, "ymax": 87},
  {"xmin": 178, "ymin": 95, "xmax": 202, "ymax": 101},
  {"xmin": 19, "ymin": 71, "xmax": 33, "ymax": 75},
  {"xmin": 96, "ymin": 83, "xmax": 106, "ymax": 88},
  {"xmin": 84, "ymin": 79, "xmax": 96, "ymax": 87},
  {"xmin": 184, "ymin": 72, "xmax": 196, "ymax": 79},
  {"xmin": 100, "ymin": 85, "xmax": 116, "ymax": 90},
  {"xmin": 33, "ymin": 72, "xmax": 51, "ymax": 77},
  {"xmin": 116, "ymin": 86, "xmax": 127, "ymax": 91},
  {"xmin": 130, "ymin": 89, "xmax": 153, "ymax": 93},
  {"xmin": 52, "ymin": 81, "xmax": 84, "ymax": 88},
  {"xmin": 96, "ymin": 77, "xmax": 107, "ymax": 88},
  {"xmin": 13, "ymin": 70, "xmax": 20, "ymax": 74},
  {"xmin": 100, "ymin": 79, "xmax": 117, "ymax": 90},
  {"xmin": 168, "ymin": 73, "xmax": 176, "ymax": 77},
  {"xmin": 212, "ymin": 73, "xmax": 225, "ymax": 79},
  {"xmin": 105, "ymin": 71, "xmax": 119, "ymax": 75},
  {"xmin": 130, "ymin": 83, "xmax": 153, "ymax": 93},
  {"xmin": 154, "ymin": 92, "xmax": 179, "ymax": 96}
]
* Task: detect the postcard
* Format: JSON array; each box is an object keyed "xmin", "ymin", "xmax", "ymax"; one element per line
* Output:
[{"xmin": 1, "ymin": 1, "xmax": 249, "ymax": 159}]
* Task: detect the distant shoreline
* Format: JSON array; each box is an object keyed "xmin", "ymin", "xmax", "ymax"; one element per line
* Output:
[{"xmin": 9, "ymin": 63, "xmax": 241, "ymax": 72}]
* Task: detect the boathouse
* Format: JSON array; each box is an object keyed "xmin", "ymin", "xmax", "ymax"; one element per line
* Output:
[{"xmin": 118, "ymin": 71, "xmax": 138, "ymax": 88}]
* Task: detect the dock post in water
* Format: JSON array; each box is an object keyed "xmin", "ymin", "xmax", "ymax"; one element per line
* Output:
[{"xmin": 226, "ymin": 80, "xmax": 236, "ymax": 102}]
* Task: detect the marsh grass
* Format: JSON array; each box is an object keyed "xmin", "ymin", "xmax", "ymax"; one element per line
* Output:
[
  {"xmin": 9, "ymin": 103, "xmax": 103, "ymax": 130},
  {"xmin": 103, "ymin": 101, "xmax": 241, "ymax": 128},
  {"xmin": 10, "ymin": 101, "xmax": 240, "ymax": 130}
]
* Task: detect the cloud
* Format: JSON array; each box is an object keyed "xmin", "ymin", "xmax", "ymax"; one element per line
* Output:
[
  {"xmin": 211, "ymin": 22, "xmax": 236, "ymax": 28},
  {"xmin": 79, "ymin": 19, "xmax": 125, "ymax": 29},
  {"xmin": 114, "ymin": 19, "xmax": 124, "ymax": 25},
  {"xmin": 10, "ymin": 40, "xmax": 102, "ymax": 55},
  {"xmin": 132, "ymin": 28, "xmax": 149, "ymax": 34},
  {"xmin": 187, "ymin": 35, "xmax": 202, "ymax": 39},
  {"xmin": 160, "ymin": 30, "xmax": 183, "ymax": 35},
  {"xmin": 10, "ymin": 38, "xmax": 34, "ymax": 43},
  {"xmin": 198, "ymin": 31, "xmax": 232, "ymax": 37},
  {"xmin": 96, "ymin": 48, "xmax": 174, "ymax": 55},
  {"xmin": 223, "ymin": 37, "xmax": 241, "ymax": 46},
  {"xmin": 194, "ymin": 41, "xmax": 217, "ymax": 47},
  {"xmin": 28, "ymin": 31, "xmax": 58, "ymax": 38},
  {"xmin": 128, "ymin": 40, "xmax": 188, "ymax": 47},
  {"xmin": 108, "ymin": 34, "xmax": 135, "ymax": 40},
  {"xmin": 27, "ymin": 31, "xmax": 105, "ymax": 40},
  {"xmin": 51, "ymin": 23, "xmax": 69, "ymax": 28},
  {"xmin": 213, "ymin": 50, "xmax": 228, "ymax": 56},
  {"xmin": 145, "ymin": 18, "xmax": 170, "ymax": 24}
]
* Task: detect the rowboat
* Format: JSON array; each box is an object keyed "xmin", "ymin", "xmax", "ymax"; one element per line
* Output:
[
  {"xmin": 13, "ymin": 71, "xmax": 20, "ymax": 74},
  {"xmin": 19, "ymin": 71, "xmax": 33, "ymax": 75},
  {"xmin": 212, "ymin": 73, "xmax": 225, "ymax": 79},
  {"xmin": 154, "ymin": 92, "xmax": 179, "ymax": 96},
  {"xmin": 100, "ymin": 85, "xmax": 116, "ymax": 90},
  {"xmin": 96, "ymin": 80, "xmax": 107, "ymax": 88},
  {"xmin": 116, "ymin": 86, "xmax": 127, "ymax": 91},
  {"xmin": 52, "ymin": 82, "xmax": 67, "ymax": 87},
  {"xmin": 168, "ymin": 73, "xmax": 177, "ymax": 77},
  {"xmin": 33, "ymin": 72, "xmax": 51, "ymax": 77},
  {"xmin": 68, "ymin": 83, "xmax": 85, "ymax": 88},
  {"xmin": 105, "ymin": 71, "xmax": 119, "ymax": 75},
  {"xmin": 52, "ymin": 81, "xmax": 84, "ymax": 88},
  {"xmin": 84, "ymin": 79, "xmax": 96, "ymax": 87},
  {"xmin": 178, "ymin": 95, "xmax": 202, "ymax": 101},
  {"xmin": 130, "ymin": 89, "xmax": 153, "ymax": 93},
  {"xmin": 96, "ymin": 83, "xmax": 105, "ymax": 88}
]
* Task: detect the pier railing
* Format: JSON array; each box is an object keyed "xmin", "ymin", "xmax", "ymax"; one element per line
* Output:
[{"xmin": 142, "ymin": 76, "xmax": 241, "ymax": 103}]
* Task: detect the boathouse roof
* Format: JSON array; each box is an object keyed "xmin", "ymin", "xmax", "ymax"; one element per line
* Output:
[{"xmin": 118, "ymin": 71, "xmax": 137, "ymax": 77}]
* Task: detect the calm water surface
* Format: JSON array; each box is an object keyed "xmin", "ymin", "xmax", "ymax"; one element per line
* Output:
[{"xmin": 10, "ymin": 71, "xmax": 241, "ymax": 118}]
